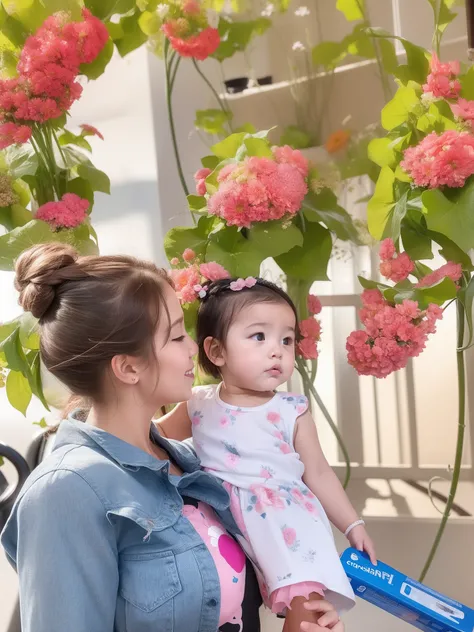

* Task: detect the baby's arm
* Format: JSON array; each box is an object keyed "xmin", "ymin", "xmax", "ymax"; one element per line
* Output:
[
  {"xmin": 294, "ymin": 410, "xmax": 377, "ymax": 564},
  {"xmin": 157, "ymin": 402, "xmax": 192, "ymax": 441}
]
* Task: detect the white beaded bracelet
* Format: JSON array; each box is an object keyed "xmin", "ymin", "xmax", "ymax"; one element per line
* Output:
[{"xmin": 344, "ymin": 519, "xmax": 365, "ymax": 538}]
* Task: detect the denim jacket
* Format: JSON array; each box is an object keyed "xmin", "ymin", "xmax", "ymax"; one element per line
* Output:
[{"xmin": 1, "ymin": 416, "xmax": 243, "ymax": 632}]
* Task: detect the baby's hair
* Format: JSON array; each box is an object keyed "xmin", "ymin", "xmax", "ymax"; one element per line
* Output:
[{"xmin": 197, "ymin": 277, "xmax": 298, "ymax": 378}]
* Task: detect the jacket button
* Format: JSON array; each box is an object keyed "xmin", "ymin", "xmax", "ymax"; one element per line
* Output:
[{"xmin": 207, "ymin": 599, "xmax": 218, "ymax": 607}]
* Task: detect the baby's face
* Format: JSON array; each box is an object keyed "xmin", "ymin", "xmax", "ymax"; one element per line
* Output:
[{"xmin": 221, "ymin": 301, "xmax": 296, "ymax": 392}]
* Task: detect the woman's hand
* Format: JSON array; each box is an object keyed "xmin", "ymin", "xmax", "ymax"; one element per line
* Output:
[
  {"xmin": 300, "ymin": 600, "xmax": 344, "ymax": 631},
  {"xmin": 347, "ymin": 524, "xmax": 377, "ymax": 565}
]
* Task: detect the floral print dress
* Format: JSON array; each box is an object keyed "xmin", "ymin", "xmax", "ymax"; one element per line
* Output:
[{"xmin": 188, "ymin": 384, "xmax": 355, "ymax": 614}]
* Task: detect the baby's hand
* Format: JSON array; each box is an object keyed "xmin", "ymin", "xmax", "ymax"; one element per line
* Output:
[
  {"xmin": 301, "ymin": 600, "xmax": 344, "ymax": 631},
  {"xmin": 347, "ymin": 524, "xmax": 377, "ymax": 565}
]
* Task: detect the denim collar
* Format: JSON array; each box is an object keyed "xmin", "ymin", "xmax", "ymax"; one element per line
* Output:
[{"xmin": 54, "ymin": 413, "xmax": 200, "ymax": 474}]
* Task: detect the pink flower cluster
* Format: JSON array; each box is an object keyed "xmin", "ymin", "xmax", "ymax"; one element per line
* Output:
[
  {"xmin": 416, "ymin": 261, "xmax": 463, "ymax": 288},
  {"xmin": 169, "ymin": 250, "xmax": 230, "ymax": 303},
  {"xmin": 423, "ymin": 52, "xmax": 460, "ymax": 99},
  {"xmin": 346, "ymin": 289, "xmax": 443, "ymax": 378},
  {"xmin": 379, "ymin": 238, "xmax": 414, "ymax": 283},
  {"xmin": 401, "ymin": 130, "xmax": 474, "ymax": 188},
  {"xmin": 296, "ymin": 294, "xmax": 322, "ymax": 360},
  {"xmin": 80, "ymin": 123, "xmax": 104, "ymax": 140},
  {"xmin": 194, "ymin": 167, "xmax": 211, "ymax": 196},
  {"xmin": 35, "ymin": 193, "xmax": 89, "ymax": 229},
  {"xmin": 450, "ymin": 98, "xmax": 474, "ymax": 130},
  {"xmin": 161, "ymin": 2, "xmax": 220, "ymax": 61},
  {"xmin": 0, "ymin": 9, "xmax": 108, "ymax": 148},
  {"xmin": 163, "ymin": 24, "xmax": 220, "ymax": 60},
  {"xmin": 205, "ymin": 146, "xmax": 309, "ymax": 228}
]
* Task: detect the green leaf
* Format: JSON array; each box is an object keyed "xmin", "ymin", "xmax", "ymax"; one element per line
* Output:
[
  {"xmin": 381, "ymin": 86, "xmax": 419, "ymax": 131},
  {"xmin": 275, "ymin": 222, "xmax": 332, "ymax": 282},
  {"xmin": 401, "ymin": 215, "xmax": 433, "ymax": 260},
  {"xmin": 201, "ymin": 155, "xmax": 220, "ymax": 170},
  {"xmin": 5, "ymin": 145, "xmax": 38, "ymax": 179},
  {"xmin": 368, "ymin": 137, "xmax": 397, "ymax": 168},
  {"xmin": 0, "ymin": 204, "xmax": 32, "ymax": 231},
  {"xmin": 77, "ymin": 164, "xmax": 111, "ymax": 194},
  {"xmin": 206, "ymin": 227, "xmax": 262, "ymax": 277},
  {"xmin": 187, "ymin": 195, "xmax": 207, "ymax": 212},
  {"xmin": 378, "ymin": 38, "xmax": 398, "ymax": 75},
  {"xmin": 358, "ymin": 275, "xmax": 390, "ymax": 292},
  {"xmin": 164, "ymin": 216, "xmax": 215, "ymax": 262},
  {"xmin": 195, "ymin": 109, "xmax": 232, "ymax": 136},
  {"xmin": 2, "ymin": 0, "xmax": 82, "ymax": 31},
  {"xmin": 19, "ymin": 312, "xmax": 39, "ymax": 350},
  {"xmin": 303, "ymin": 190, "xmax": 359, "ymax": 242},
  {"xmin": 0, "ymin": 219, "xmax": 89, "ymax": 271},
  {"xmin": 426, "ymin": 230, "xmax": 473, "ymax": 270},
  {"xmin": 0, "ymin": 320, "xmax": 19, "ymax": 345},
  {"xmin": 367, "ymin": 29, "xmax": 429, "ymax": 84},
  {"xmin": 244, "ymin": 137, "xmax": 273, "ymax": 158},
  {"xmin": 1, "ymin": 327, "xmax": 48, "ymax": 410},
  {"xmin": 416, "ymin": 277, "xmax": 458, "ymax": 306},
  {"xmin": 33, "ymin": 417, "xmax": 49, "ymax": 428},
  {"xmin": 280, "ymin": 126, "xmax": 312, "ymax": 150},
  {"xmin": 461, "ymin": 66, "xmax": 474, "ymax": 100},
  {"xmin": 312, "ymin": 41, "xmax": 347, "ymax": 69},
  {"xmin": 336, "ymin": 0, "xmax": 364, "ymax": 21},
  {"xmin": 71, "ymin": 223, "xmax": 100, "ymax": 256},
  {"xmin": 59, "ymin": 130, "xmax": 92, "ymax": 153},
  {"xmin": 138, "ymin": 10, "xmax": 160, "ymax": 35},
  {"xmin": 114, "ymin": 11, "xmax": 148, "ymax": 57},
  {"xmin": 206, "ymin": 222, "xmax": 303, "ymax": 277},
  {"xmin": 367, "ymin": 166, "xmax": 395, "ymax": 240},
  {"xmin": 66, "ymin": 177, "xmax": 94, "ymax": 207},
  {"xmin": 212, "ymin": 133, "xmax": 246, "ymax": 159},
  {"xmin": 6, "ymin": 370, "xmax": 31, "ymax": 416},
  {"xmin": 382, "ymin": 277, "xmax": 457, "ymax": 308},
  {"xmin": 423, "ymin": 185, "xmax": 474, "ymax": 254},
  {"xmin": 213, "ymin": 17, "xmax": 271, "ymax": 62},
  {"xmin": 80, "ymin": 38, "xmax": 114, "ymax": 80},
  {"xmin": 84, "ymin": 0, "xmax": 132, "ymax": 20}
]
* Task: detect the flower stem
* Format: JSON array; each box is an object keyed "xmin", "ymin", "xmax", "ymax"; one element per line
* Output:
[
  {"xmin": 192, "ymin": 58, "xmax": 234, "ymax": 133},
  {"xmin": 297, "ymin": 357, "xmax": 352, "ymax": 489},
  {"xmin": 164, "ymin": 41, "xmax": 191, "ymax": 204},
  {"xmin": 419, "ymin": 298, "xmax": 466, "ymax": 581}
]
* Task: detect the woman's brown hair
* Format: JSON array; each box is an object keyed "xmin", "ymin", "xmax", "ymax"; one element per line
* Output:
[{"xmin": 14, "ymin": 243, "xmax": 173, "ymax": 401}]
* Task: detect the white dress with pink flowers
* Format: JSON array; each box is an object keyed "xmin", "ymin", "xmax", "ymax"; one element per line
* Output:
[{"xmin": 188, "ymin": 384, "xmax": 355, "ymax": 614}]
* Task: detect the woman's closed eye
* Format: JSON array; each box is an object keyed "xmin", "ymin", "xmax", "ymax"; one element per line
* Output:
[{"xmin": 172, "ymin": 335, "xmax": 186, "ymax": 342}]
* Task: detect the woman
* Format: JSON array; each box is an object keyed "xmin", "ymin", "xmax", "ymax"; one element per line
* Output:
[{"xmin": 1, "ymin": 243, "xmax": 345, "ymax": 632}]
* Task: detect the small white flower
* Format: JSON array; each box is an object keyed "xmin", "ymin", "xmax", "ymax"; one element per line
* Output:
[
  {"xmin": 261, "ymin": 3, "xmax": 275, "ymax": 17},
  {"xmin": 157, "ymin": 3, "xmax": 169, "ymax": 19},
  {"xmin": 292, "ymin": 41, "xmax": 306, "ymax": 52},
  {"xmin": 207, "ymin": 8, "xmax": 219, "ymax": 28},
  {"xmin": 295, "ymin": 6, "xmax": 310, "ymax": 17},
  {"xmin": 421, "ymin": 91, "xmax": 438, "ymax": 107}
]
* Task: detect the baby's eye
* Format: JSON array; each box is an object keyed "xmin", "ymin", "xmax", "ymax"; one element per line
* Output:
[
  {"xmin": 251, "ymin": 332, "xmax": 265, "ymax": 341},
  {"xmin": 283, "ymin": 336, "xmax": 294, "ymax": 346}
]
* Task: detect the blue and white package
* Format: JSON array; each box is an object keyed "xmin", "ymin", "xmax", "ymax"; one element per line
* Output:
[{"xmin": 340, "ymin": 547, "xmax": 474, "ymax": 631}]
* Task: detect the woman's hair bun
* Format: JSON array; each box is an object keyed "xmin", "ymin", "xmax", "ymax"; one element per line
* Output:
[{"xmin": 14, "ymin": 243, "xmax": 81, "ymax": 319}]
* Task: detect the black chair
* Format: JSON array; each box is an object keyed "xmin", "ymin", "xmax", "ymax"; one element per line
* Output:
[
  {"xmin": 0, "ymin": 444, "xmax": 30, "ymax": 532},
  {"xmin": 1, "ymin": 430, "xmax": 55, "ymax": 632}
]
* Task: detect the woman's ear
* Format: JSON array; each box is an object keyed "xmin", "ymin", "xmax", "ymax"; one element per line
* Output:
[
  {"xmin": 110, "ymin": 354, "xmax": 141, "ymax": 385},
  {"xmin": 203, "ymin": 336, "xmax": 225, "ymax": 367}
]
